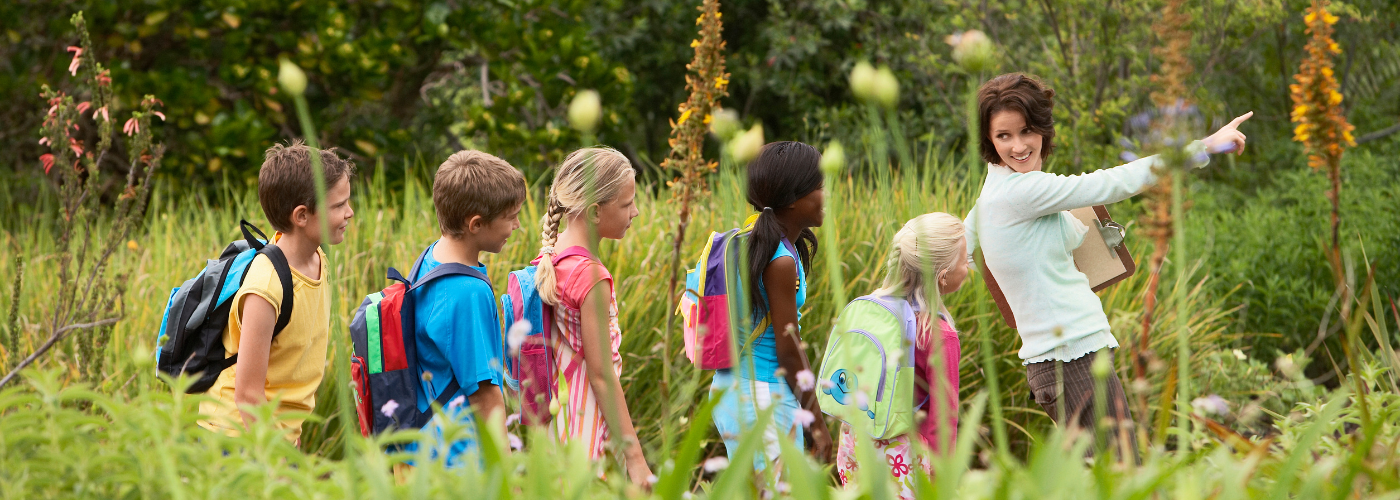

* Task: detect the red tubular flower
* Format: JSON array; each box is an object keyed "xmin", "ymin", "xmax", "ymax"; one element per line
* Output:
[
  {"xmin": 123, "ymin": 117, "xmax": 140, "ymax": 136},
  {"xmin": 69, "ymin": 137, "xmax": 84, "ymax": 156},
  {"xmin": 40, "ymin": 154, "xmax": 55, "ymax": 173},
  {"xmin": 76, "ymin": 101, "xmax": 91, "ymax": 114},
  {"xmin": 96, "ymin": 69, "xmax": 111, "ymax": 86},
  {"xmin": 66, "ymin": 46, "xmax": 83, "ymax": 76}
]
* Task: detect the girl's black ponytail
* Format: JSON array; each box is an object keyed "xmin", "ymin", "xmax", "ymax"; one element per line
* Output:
[{"xmin": 744, "ymin": 141, "xmax": 824, "ymax": 317}]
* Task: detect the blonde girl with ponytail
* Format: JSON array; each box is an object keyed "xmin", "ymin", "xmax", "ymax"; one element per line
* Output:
[
  {"xmin": 833, "ymin": 213, "xmax": 969, "ymax": 499},
  {"xmin": 532, "ymin": 147, "xmax": 650, "ymax": 486}
]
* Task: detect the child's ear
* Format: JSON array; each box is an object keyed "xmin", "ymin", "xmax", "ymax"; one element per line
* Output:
[
  {"xmin": 466, "ymin": 214, "xmax": 485, "ymax": 234},
  {"xmin": 586, "ymin": 203, "xmax": 601, "ymax": 223},
  {"xmin": 290, "ymin": 205, "xmax": 312, "ymax": 229}
]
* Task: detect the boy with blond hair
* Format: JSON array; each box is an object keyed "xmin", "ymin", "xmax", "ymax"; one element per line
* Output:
[
  {"xmin": 199, "ymin": 140, "xmax": 356, "ymax": 443},
  {"xmin": 402, "ymin": 149, "xmax": 526, "ymax": 467}
]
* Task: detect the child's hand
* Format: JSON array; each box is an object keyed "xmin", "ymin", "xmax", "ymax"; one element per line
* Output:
[
  {"xmin": 810, "ymin": 424, "xmax": 834, "ymax": 464},
  {"xmin": 625, "ymin": 455, "xmax": 654, "ymax": 490}
]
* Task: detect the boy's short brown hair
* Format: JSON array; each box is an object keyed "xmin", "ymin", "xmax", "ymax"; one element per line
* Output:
[
  {"xmin": 977, "ymin": 73, "xmax": 1057, "ymax": 165},
  {"xmin": 433, "ymin": 150, "xmax": 527, "ymax": 238},
  {"xmin": 258, "ymin": 140, "xmax": 357, "ymax": 232}
]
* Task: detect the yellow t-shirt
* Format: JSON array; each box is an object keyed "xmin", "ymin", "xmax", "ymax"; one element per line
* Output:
[{"xmin": 198, "ymin": 242, "xmax": 330, "ymax": 442}]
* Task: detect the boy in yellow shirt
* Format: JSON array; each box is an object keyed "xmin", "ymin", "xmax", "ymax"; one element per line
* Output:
[{"xmin": 198, "ymin": 140, "xmax": 355, "ymax": 444}]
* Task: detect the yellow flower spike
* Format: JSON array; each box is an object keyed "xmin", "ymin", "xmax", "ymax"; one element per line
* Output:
[
  {"xmin": 696, "ymin": 14, "xmax": 704, "ymax": 25},
  {"xmin": 714, "ymin": 76, "xmax": 728, "ymax": 87},
  {"xmin": 678, "ymin": 109, "xmax": 693, "ymax": 125},
  {"xmin": 1293, "ymin": 104, "xmax": 1308, "ymax": 117},
  {"xmin": 1304, "ymin": 11, "xmax": 1317, "ymax": 24},
  {"xmin": 703, "ymin": 114, "xmax": 712, "ymax": 124},
  {"xmin": 1329, "ymin": 41, "xmax": 1340, "ymax": 54},
  {"xmin": 690, "ymin": 39, "xmax": 700, "ymax": 48},
  {"xmin": 1323, "ymin": 11, "xmax": 1338, "ymax": 24}
]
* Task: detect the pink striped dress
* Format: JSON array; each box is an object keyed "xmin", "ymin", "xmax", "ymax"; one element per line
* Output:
[{"xmin": 548, "ymin": 252, "xmax": 623, "ymax": 460}]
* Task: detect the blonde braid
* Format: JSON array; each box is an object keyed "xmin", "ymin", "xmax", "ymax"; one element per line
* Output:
[{"xmin": 536, "ymin": 193, "xmax": 568, "ymax": 306}]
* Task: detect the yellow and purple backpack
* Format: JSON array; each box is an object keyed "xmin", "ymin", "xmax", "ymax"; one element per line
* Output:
[{"xmin": 677, "ymin": 216, "xmax": 795, "ymax": 370}]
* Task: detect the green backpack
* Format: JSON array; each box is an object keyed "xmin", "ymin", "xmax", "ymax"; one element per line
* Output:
[{"xmin": 816, "ymin": 294, "xmax": 921, "ymax": 439}]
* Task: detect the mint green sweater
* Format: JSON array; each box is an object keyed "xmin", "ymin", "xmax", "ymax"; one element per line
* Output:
[{"xmin": 965, "ymin": 148, "xmax": 1205, "ymax": 364}]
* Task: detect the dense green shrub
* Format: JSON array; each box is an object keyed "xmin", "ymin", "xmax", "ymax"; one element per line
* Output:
[{"xmin": 1187, "ymin": 146, "xmax": 1399, "ymax": 362}]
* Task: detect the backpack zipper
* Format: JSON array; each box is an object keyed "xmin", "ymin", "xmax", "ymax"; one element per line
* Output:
[{"xmin": 847, "ymin": 329, "xmax": 887, "ymax": 402}]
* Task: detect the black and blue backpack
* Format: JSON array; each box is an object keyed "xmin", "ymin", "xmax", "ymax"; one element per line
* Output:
[{"xmin": 155, "ymin": 220, "xmax": 294, "ymax": 394}]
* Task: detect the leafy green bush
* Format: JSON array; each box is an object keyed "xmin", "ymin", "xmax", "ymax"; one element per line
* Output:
[{"xmin": 1186, "ymin": 147, "xmax": 1400, "ymax": 363}]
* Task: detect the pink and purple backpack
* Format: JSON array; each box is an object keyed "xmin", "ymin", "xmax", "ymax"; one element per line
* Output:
[{"xmin": 678, "ymin": 218, "xmax": 795, "ymax": 370}]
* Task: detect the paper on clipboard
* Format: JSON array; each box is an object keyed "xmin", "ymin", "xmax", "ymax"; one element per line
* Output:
[{"xmin": 1069, "ymin": 206, "xmax": 1136, "ymax": 292}]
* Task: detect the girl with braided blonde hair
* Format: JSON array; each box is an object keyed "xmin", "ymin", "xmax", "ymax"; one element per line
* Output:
[
  {"xmin": 530, "ymin": 147, "xmax": 651, "ymax": 485},
  {"xmin": 834, "ymin": 213, "xmax": 969, "ymax": 498}
]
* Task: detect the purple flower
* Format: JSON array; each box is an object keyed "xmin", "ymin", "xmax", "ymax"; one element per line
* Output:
[
  {"xmin": 796, "ymin": 370, "xmax": 815, "ymax": 392},
  {"xmin": 1191, "ymin": 394, "xmax": 1230, "ymax": 418},
  {"xmin": 794, "ymin": 409, "xmax": 815, "ymax": 428}
]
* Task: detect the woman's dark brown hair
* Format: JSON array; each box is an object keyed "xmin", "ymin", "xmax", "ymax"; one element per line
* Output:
[{"xmin": 977, "ymin": 73, "xmax": 1057, "ymax": 165}]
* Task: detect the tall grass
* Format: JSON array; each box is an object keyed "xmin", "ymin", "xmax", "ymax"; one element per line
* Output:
[{"xmin": 0, "ymin": 138, "xmax": 1243, "ymax": 461}]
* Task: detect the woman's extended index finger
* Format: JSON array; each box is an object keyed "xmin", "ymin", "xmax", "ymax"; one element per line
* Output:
[{"xmin": 1227, "ymin": 111, "xmax": 1255, "ymax": 129}]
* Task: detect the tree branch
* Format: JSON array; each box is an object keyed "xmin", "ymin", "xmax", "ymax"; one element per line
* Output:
[
  {"xmin": 1357, "ymin": 121, "xmax": 1400, "ymax": 144},
  {"xmin": 0, "ymin": 317, "xmax": 121, "ymax": 389}
]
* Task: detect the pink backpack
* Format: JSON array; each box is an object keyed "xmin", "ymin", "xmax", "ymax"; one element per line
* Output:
[
  {"xmin": 500, "ymin": 246, "xmax": 593, "ymax": 426},
  {"xmin": 677, "ymin": 219, "xmax": 795, "ymax": 370}
]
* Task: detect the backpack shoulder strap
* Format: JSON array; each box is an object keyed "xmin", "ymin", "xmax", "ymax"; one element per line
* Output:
[
  {"xmin": 551, "ymin": 245, "xmax": 596, "ymax": 265},
  {"xmin": 257, "ymin": 244, "xmax": 296, "ymax": 337},
  {"xmin": 410, "ymin": 263, "xmax": 491, "ymax": 292}
]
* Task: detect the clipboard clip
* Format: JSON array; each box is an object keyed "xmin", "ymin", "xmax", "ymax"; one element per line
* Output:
[{"xmin": 1095, "ymin": 219, "xmax": 1126, "ymax": 251}]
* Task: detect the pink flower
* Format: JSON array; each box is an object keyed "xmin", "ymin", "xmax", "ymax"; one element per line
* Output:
[
  {"xmin": 123, "ymin": 117, "xmax": 140, "ymax": 136},
  {"xmin": 793, "ymin": 408, "xmax": 815, "ymax": 428},
  {"xmin": 505, "ymin": 413, "xmax": 521, "ymax": 427},
  {"xmin": 152, "ymin": 111, "xmax": 166, "ymax": 121},
  {"xmin": 796, "ymin": 370, "xmax": 815, "ymax": 392},
  {"xmin": 887, "ymin": 454, "xmax": 910, "ymax": 476},
  {"xmin": 508, "ymin": 433, "xmax": 523, "ymax": 451},
  {"xmin": 96, "ymin": 70, "xmax": 111, "ymax": 87},
  {"xmin": 76, "ymin": 101, "xmax": 91, "ymax": 114},
  {"xmin": 96, "ymin": 106, "xmax": 109, "ymax": 122},
  {"xmin": 66, "ymin": 46, "xmax": 82, "ymax": 76},
  {"xmin": 39, "ymin": 137, "xmax": 49, "ymax": 146},
  {"xmin": 380, "ymin": 399, "xmax": 400, "ymax": 417},
  {"xmin": 40, "ymin": 154, "xmax": 55, "ymax": 174},
  {"xmin": 448, "ymin": 395, "xmax": 466, "ymax": 410},
  {"xmin": 702, "ymin": 456, "xmax": 729, "ymax": 472},
  {"xmin": 68, "ymin": 137, "xmax": 83, "ymax": 156}
]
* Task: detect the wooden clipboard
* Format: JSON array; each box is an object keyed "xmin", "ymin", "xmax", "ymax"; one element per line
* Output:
[{"xmin": 976, "ymin": 205, "xmax": 1136, "ymax": 329}]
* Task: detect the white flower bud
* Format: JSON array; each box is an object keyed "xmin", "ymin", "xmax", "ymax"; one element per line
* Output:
[
  {"xmin": 278, "ymin": 57, "xmax": 308, "ymax": 96},
  {"xmin": 728, "ymin": 124, "xmax": 764, "ymax": 164},
  {"xmin": 568, "ymin": 89, "xmax": 601, "ymax": 133},
  {"xmin": 820, "ymin": 141, "xmax": 846, "ymax": 177},
  {"xmin": 849, "ymin": 61, "xmax": 877, "ymax": 103},
  {"xmin": 873, "ymin": 66, "xmax": 899, "ymax": 108},
  {"xmin": 709, "ymin": 108, "xmax": 740, "ymax": 139},
  {"xmin": 948, "ymin": 30, "xmax": 995, "ymax": 74}
]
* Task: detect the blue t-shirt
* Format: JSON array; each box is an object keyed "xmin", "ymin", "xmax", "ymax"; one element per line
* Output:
[
  {"xmin": 737, "ymin": 240, "xmax": 806, "ymax": 383},
  {"xmin": 402, "ymin": 242, "xmax": 503, "ymax": 467}
]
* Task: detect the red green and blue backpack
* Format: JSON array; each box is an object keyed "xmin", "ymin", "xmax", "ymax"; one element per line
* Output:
[{"xmin": 347, "ymin": 247, "xmax": 491, "ymax": 437}]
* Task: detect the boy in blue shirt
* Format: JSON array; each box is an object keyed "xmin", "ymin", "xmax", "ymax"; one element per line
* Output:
[{"xmin": 404, "ymin": 149, "xmax": 526, "ymax": 468}]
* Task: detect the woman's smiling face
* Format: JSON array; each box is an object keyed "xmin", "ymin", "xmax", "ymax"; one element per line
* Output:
[{"xmin": 989, "ymin": 109, "xmax": 1045, "ymax": 173}]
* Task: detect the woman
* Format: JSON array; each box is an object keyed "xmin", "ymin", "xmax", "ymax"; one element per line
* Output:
[{"xmin": 963, "ymin": 73, "xmax": 1249, "ymax": 457}]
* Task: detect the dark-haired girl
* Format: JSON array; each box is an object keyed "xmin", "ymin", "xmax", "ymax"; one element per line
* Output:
[
  {"xmin": 711, "ymin": 141, "xmax": 833, "ymax": 470},
  {"xmin": 964, "ymin": 73, "xmax": 1250, "ymax": 457}
]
